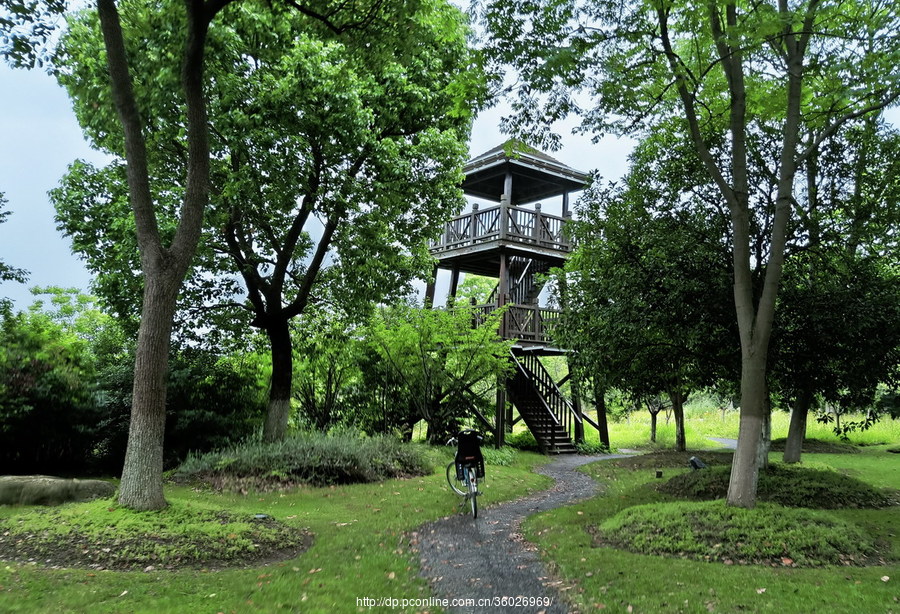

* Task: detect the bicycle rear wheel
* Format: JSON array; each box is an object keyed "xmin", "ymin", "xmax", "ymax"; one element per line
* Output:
[
  {"xmin": 446, "ymin": 462, "xmax": 466, "ymax": 495},
  {"xmin": 467, "ymin": 467, "xmax": 478, "ymax": 518}
]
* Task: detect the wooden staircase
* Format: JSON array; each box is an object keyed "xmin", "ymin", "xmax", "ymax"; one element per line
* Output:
[{"xmin": 507, "ymin": 350, "xmax": 577, "ymax": 454}]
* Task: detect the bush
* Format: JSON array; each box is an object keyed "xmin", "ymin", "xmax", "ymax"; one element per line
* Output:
[
  {"xmin": 481, "ymin": 446, "xmax": 517, "ymax": 466},
  {"xmin": 92, "ymin": 349, "xmax": 265, "ymax": 473},
  {"xmin": 575, "ymin": 440, "xmax": 610, "ymax": 454},
  {"xmin": 174, "ymin": 432, "xmax": 432, "ymax": 489},
  {"xmin": 596, "ymin": 500, "xmax": 878, "ymax": 567},
  {"xmin": 0, "ymin": 309, "xmax": 103, "ymax": 475},
  {"xmin": 506, "ymin": 430, "xmax": 541, "ymax": 452},
  {"xmin": 659, "ymin": 463, "xmax": 893, "ymax": 508}
]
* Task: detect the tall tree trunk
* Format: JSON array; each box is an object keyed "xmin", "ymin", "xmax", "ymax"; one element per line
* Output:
[
  {"xmin": 99, "ymin": 0, "xmax": 214, "ymax": 510},
  {"xmin": 727, "ymin": 355, "xmax": 767, "ymax": 508},
  {"xmin": 756, "ymin": 394, "xmax": 771, "ymax": 470},
  {"xmin": 649, "ymin": 410, "xmax": 658, "ymax": 443},
  {"xmin": 593, "ymin": 384, "xmax": 611, "ymax": 450},
  {"xmin": 783, "ymin": 388, "xmax": 813, "ymax": 463},
  {"xmin": 263, "ymin": 318, "xmax": 293, "ymax": 442},
  {"xmin": 117, "ymin": 274, "xmax": 179, "ymax": 510},
  {"xmin": 669, "ymin": 387, "xmax": 686, "ymax": 452}
]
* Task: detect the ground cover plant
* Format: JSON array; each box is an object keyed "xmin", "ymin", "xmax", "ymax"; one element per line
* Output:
[
  {"xmin": 596, "ymin": 500, "xmax": 879, "ymax": 567},
  {"xmin": 659, "ymin": 463, "xmax": 895, "ymax": 508},
  {"xmin": 0, "ymin": 447, "xmax": 551, "ymax": 613},
  {"xmin": 0, "ymin": 499, "xmax": 311, "ymax": 570},
  {"xmin": 173, "ymin": 432, "xmax": 431, "ymax": 490},
  {"xmin": 523, "ymin": 446, "xmax": 900, "ymax": 613}
]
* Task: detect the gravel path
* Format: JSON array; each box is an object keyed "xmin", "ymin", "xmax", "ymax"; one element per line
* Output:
[
  {"xmin": 417, "ymin": 454, "xmax": 625, "ymax": 614},
  {"xmin": 707, "ymin": 437, "xmax": 738, "ymax": 449}
]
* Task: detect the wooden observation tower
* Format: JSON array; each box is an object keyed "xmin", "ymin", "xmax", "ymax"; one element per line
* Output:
[{"xmin": 427, "ymin": 142, "xmax": 600, "ymax": 453}]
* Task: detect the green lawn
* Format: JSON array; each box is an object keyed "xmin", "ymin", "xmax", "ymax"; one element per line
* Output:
[
  {"xmin": 574, "ymin": 408, "xmax": 900, "ymax": 452},
  {"xmin": 523, "ymin": 446, "xmax": 900, "ymax": 614},
  {"xmin": 0, "ymin": 451, "xmax": 551, "ymax": 614}
]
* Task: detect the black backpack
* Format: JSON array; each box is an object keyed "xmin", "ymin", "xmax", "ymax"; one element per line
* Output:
[{"xmin": 455, "ymin": 429, "xmax": 485, "ymax": 479}]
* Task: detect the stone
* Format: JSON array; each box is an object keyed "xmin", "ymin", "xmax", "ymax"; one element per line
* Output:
[{"xmin": 0, "ymin": 475, "xmax": 115, "ymax": 506}]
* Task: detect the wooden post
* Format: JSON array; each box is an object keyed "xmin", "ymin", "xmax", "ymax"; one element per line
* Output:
[
  {"xmin": 532, "ymin": 203, "xmax": 542, "ymax": 242},
  {"xmin": 424, "ymin": 264, "xmax": 438, "ymax": 308},
  {"xmin": 447, "ymin": 266, "xmax": 460, "ymax": 306},
  {"xmin": 500, "ymin": 170, "xmax": 512, "ymax": 241},
  {"xmin": 570, "ymin": 368, "xmax": 585, "ymax": 444},
  {"xmin": 495, "ymin": 380, "xmax": 507, "ymax": 448},
  {"xmin": 498, "ymin": 252, "xmax": 509, "ymax": 339}
]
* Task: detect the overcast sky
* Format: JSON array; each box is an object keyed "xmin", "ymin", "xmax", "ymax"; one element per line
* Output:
[{"xmin": 0, "ymin": 62, "xmax": 633, "ymax": 311}]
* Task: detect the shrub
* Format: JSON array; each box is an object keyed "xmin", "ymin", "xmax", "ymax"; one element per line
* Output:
[
  {"xmin": 596, "ymin": 500, "xmax": 878, "ymax": 567},
  {"xmin": 174, "ymin": 432, "xmax": 432, "ymax": 489},
  {"xmin": 481, "ymin": 446, "xmax": 517, "ymax": 466},
  {"xmin": 659, "ymin": 463, "xmax": 893, "ymax": 508},
  {"xmin": 506, "ymin": 430, "xmax": 541, "ymax": 452},
  {"xmin": 575, "ymin": 440, "xmax": 610, "ymax": 454}
]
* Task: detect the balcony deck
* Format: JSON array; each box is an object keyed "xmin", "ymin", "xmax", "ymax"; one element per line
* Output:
[
  {"xmin": 430, "ymin": 203, "xmax": 571, "ymax": 273},
  {"xmin": 472, "ymin": 300, "xmax": 563, "ymax": 348}
]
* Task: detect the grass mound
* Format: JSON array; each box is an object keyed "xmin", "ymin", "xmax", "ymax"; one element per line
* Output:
[
  {"xmin": 173, "ymin": 432, "xmax": 431, "ymax": 490},
  {"xmin": 611, "ymin": 451, "xmax": 734, "ymax": 470},
  {"xmin": 659, "ymin": 463, "xmax": 893, "ymax": 508},
  {"xmin": 0, "ymin": 499, "xmax": 311, "ymax": 570},
  {"xmin": 770, "ymin": 437, "xmax": 860, "ymax": 454},
  {"xmin": 594, "ymin": 500, "xmax": 880, "ymax": 567}
]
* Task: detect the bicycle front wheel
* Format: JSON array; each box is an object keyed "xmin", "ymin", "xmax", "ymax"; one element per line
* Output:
[
  {"xmin": 467, "ymin": 467, "xmax": 478, "ymax": 519},
  {"xmin": 446, "ymin": 462, "xmax": 466, "ymax": 496}
]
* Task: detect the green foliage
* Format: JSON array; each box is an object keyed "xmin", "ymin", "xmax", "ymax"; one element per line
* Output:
[
  {"xmin": 575, "ymin": 440, "xmax": 610, "ymax": 454},
  {"xmin": 506, "ymin": 430, "xmax": 541, "ymax": 452},
  {"xmin": 363, "ymin": 304, "xmax": 512, "ymax": 443},
  {"xmin": 0, "ymin": 303, "xmax": 103, "ymax": 474},
  {"xmin": 597, "ymin": 500, "xmax": 878, "ymax": 567},
  {"xmin": 0, "ymin": 498, "xmax": 310, "ymax": 570},
  {"xmin": 94, "ymin": 348, "xmax": 266, "ymax": 472},
  {"xmin": 556, "ymin": 166, "xmax": 737, "ymax": 442},
  {"xmin": 659, "ymin": 464, "xmax": 893, "ymax": 509},
  {"xmin": 0, "ymin": 0, "xmax": 66, "ymax": 68},
  {"xmin": 0, "ymin": 194, "xmax": 28, "ymax": 287},
  {"xmin": 51, "ymin": 0, "xmax": 482, "ymax": 345},
  {"xmin": 174, "ymin": 432, "xmax": 432, "ymax": 488},
  {"xmin": 291, "ymin": 311, "xmax": 362, "ymax": 431},
  {"xmin": 480, "ymin": 446, "xmax": 517, "ymax": 466},
  {"xmin": 0, "ymin": 291, "xmax": 264, "ymax": 474}
]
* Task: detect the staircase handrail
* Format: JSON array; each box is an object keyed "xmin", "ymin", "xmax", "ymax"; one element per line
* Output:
[{"xmin": 509, "ymin": 350, "xmax": 561, "ymax": 428}]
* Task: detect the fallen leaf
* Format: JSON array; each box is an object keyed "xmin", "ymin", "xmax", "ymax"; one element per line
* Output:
[
  {"xmin": 756, "ymin": 588, "xmax": 766, "ymax": 594},
  {"xmin": 118, "ymin": 591, "xmax": 128, "ymax": 598},
  {"xmin": 781, "ymin": 557, "xmax": 793, "ymax": 566},
  {"xmin": 882, "ymin": 576, "xmax": 890, "ymax": 582},
  {"xmin": 387, "ymin": 572, "xmax": 396, "ymax": 580}
]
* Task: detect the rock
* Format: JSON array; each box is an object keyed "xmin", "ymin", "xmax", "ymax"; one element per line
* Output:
[{"xmin": 0, "ymin": 475, "xmax": 116, "ymax": 506}]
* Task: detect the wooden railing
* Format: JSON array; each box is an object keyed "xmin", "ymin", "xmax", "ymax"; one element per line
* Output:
[
  {"xmin": 467, "ymin": 298, "xmax": 559, "ymax": 345},
  {"xmin": 431, "ymin": 203, "xmax": 571, "ymax": 253},
  {"xmin": 511, "ymin": 350, "xmax": 581, "ymax": 446}
]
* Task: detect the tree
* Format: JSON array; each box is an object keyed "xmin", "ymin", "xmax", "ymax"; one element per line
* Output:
[
  {"xmin": 483, "ymin": 0, "xmax": 900, "ymax": 506},
  {"xmin": 774, "ymin": 252, "xmax": 900, "ymax": 461},
  {"xmin": 52, "ymin": 0, "xmax": 480, "ymax": 444},
  {"xmin": 5, "ymin": 0, "xmax": 435, "ymax": 510},
  {"xmin": 557, "ymin": 149, "xmax": 737, "ymax": 452},
  {"xmin": 0, "ymin": 194, "xmax": 29, "ymax": 306},
  {"xmin": 365, "ymin": 303, "xmax": 512, "ymax": 443}
]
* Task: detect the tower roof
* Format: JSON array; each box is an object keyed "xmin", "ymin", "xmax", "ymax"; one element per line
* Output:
[{"xmin": 462, "ymin": 140, "xmax": 590, "ymax": 203}]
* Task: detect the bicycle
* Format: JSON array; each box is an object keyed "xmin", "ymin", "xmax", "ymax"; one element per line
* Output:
[{"xmin": 446, "ymin": 429, "xmax": 484, "ymax": 518}]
